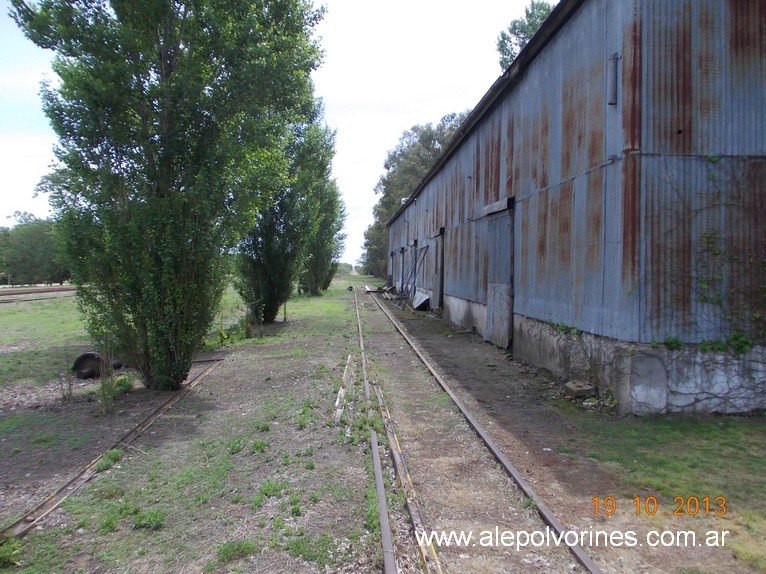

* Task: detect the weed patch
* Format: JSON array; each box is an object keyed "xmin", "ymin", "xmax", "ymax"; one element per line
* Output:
[
  {"xmin": 217, "ymin": 540, "xmax": 256, "ymax": 563},
  {"xmin": 132, "ymin": 509, "xmax": 165, "ymax": 530},
  {"xmin": 95, "ymin": 449, "xmax": 123, "ymax": 473}
]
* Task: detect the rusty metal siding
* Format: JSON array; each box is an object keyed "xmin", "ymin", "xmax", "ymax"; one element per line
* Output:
[
  {"xmin": 642, "ymin": 0, "xmax": 766, "ymax": 157},
  {"xmin": 639, "ymin": 155, "xmax": 766, "ymax": 343},
  {"xmin": 511, "ymin": 0, "xmax": 636, "ymax": 337},
  {"xmin": 388, "ymin": 0, "xmax": 765, "ymax": 346},
  {"xmin": 636, "ymin": 0, "xmax": 766, "ymax": 342}
]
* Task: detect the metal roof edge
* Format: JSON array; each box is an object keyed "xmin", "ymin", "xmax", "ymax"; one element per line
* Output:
[{"xmin": 386, "ymin": 0, "xmax": 587, "ymax": 228}]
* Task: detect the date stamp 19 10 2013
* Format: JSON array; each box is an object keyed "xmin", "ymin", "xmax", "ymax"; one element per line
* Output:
[{"xmin": 592, "ymin": 496, "xmax": 727, "ymax": 517}]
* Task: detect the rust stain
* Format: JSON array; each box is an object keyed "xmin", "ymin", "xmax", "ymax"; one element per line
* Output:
[
  {"xmin": 521, "ymin": 199, "xmax": 530, "ymax": 292},
  {"xmin": 727, "ymin": 0, "xmax": 766, "ymax": 78},
  {"xmin": 622, "ymin": 13, "xmax": 642, "ymax": 155},
  {"xmin": 492, "ymin": 119, "xmax": 501, "ymax": 204},
  {"xmin": 588, "ymin": 61, "xmax": 604, "ymax": 168},
  {"xmin": 536, "ymin": 192, "xmax": 549, "ymax": 283},
  {"xmin": 622, "ymin": 154, "xmax": 640, "ymax": 285},
  {"xmin": 549, "ymin": 189, "xmax": 559, "ymax": 273},
  {"xmin": 531, "ymin": 112, "xmax": 540, "ymax": 189},
  {"xmin": 482, "ymin": 231, "xmax": 489, "ymax": 295},
  {"xmin": 558, "ymin": 182, "xmax": 573, "ymax": 267},
  {"xmin": 474, "ymin": 137, "xmax": 482, "ymax": 211},
  {"xmin": 540, "ymin": 102, "xmax": 550, "ymax": 190},
  {"xmin": 561, "ymin": 77, "xmax": 575, "ymax": 178},
  {"xmin": 586, "ymin": 171, "xmax": 603, "ymax": 270},
  {"xmin": 506, "ymin": 112, "xmax": 515, "ymax": 196},
  {"xmin": 696, "ymin": 2, "xmax": 719, "ymax": 127},
  {"xmin": 523, "ymin": 114, "xmax": 533, "ymax": 194},
  {"xmin": 671, "ymin": 4, "xmax": 693, "ymax": 154}
]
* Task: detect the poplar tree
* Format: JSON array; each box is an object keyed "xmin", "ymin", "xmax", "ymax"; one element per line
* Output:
[
  {"xmin": 12, "ymin": 0, "xmax": 324, "ymax": 389},
  {"xmin": 235, "ymin": 108, "xmax": 342, "ymax": 325}
]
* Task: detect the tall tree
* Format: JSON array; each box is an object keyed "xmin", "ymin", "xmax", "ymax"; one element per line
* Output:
[
  {"xmin": 235, "ymin": 106, "xmax": 339, "ymax": 325},
  {"xmin": 360, "ymin": 112, "xmax": 467, "ymax": 277},
  {"xmin": 12, "ymin": 0, "xmax": 324, "ymax": 390},
  {"xmin": 496, "ymin": 0, "xmax": 554, "ymax": 70},
  {"xmin": 300, "ymin": 179, "xmax": 346, "ymax": 295}
]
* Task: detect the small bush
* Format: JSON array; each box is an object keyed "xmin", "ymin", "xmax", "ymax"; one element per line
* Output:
[
  {"xmin": 258, "ymin": 478, "xmax": 287, "ymax": 498},
  {"xmin": 251, "ymin": 420, "xmax": 270, "ymax": 432},
  {"xmin": 98, "ymin": 511, "xmax": 119, "ymax": 533},
  {"xmin": 95, "ymin": 480, "xmax": 125, "ymax": 500},
  {"xmin": 728, "ymin": 331, "xmax": 754, "ymax": 355},
  {"xmin": 227, "ymin": 437, "xmax": 245, "ymax": 454},
  {"xmin": 0, "ymin": 538, "xmax": 23, "ymax": 568},
  {"xmin": 251, "ymin": 439, "xmax": 270, "ymax": 454},
  {"xmin": 113, "ymin": 375, "xmax": 134, "ymax": 396},
  {"xmin": 664, "ymin": 336, "xmax": 683, "ymax": 351},
  {"xmin": 251, "ymin": 493, "xmax": 266, "ymax": 511},
  {"xmin": 95, "ymin": 449, "xmax": 123, "ymax": 473},
  {"xmin": 133, "ymin": 509, "xmax": 165, "ymax": 530},
  {"xmin": 217, "ymin": 540, "xmax": 256, "ymax": 563},
  {"xmin": 118, "ymin": 503, "xmax": 141, "ymax": 517}
]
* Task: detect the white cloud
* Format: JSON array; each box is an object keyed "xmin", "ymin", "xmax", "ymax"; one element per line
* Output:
[{"xmin": 0, "ymin": 134, "xmax": 57, "ymax": 224}]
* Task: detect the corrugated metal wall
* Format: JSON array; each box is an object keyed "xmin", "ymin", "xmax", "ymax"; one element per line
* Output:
[
  {"xmin": 388, "ymin": 0, "xmax": 765, "ymax": 346},
  {"xmin": 637, "ymin": 0, "xmax": 766, "ymax": 342}
]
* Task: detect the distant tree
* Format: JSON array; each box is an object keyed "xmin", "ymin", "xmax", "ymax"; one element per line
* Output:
[
  {"xmin": 12, "ymin": 0, "xmax": 324, "ymax": 390},
  {"xmin": 0, "ymin": 216, "xmax": 68, "ymax": 285},
  {"xmin": 0, "ymin": 227, "xmax": 9, "ymax": 284},
  {"xmin": 336, "ymin": 262, "xmax": 353, "ymax": 275},
  {"xmin": 496, "ymin": 0, "xmax": 555, "ymax": 70},
  {"xmin": 300, "ymin": 179, "xmax": 346, "ymax": 295},
  {"xmin": 235, "ymin": 107, "xmax": 338, "ymax": 325},
  {"xmin": 360, "ymin": 112, "xmax": 468, "ymax": 277}
]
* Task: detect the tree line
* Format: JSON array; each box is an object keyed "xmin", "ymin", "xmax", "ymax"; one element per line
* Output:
[
  {"xmin": 11, "ymin": 0, "xmax": 344, "ymax": 391},
  {"xmin": 0, "ymin": 213, "xmax": 69, "ymax": 285}
]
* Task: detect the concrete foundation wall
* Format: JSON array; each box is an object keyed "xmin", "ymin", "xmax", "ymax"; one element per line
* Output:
[
  {"xmin": 443, "ymin": 295, "xmax": 487, "ymax": 338},
  {"xmin": 513, "ymin": 314, "xmax": 766, "ymax": 415}
]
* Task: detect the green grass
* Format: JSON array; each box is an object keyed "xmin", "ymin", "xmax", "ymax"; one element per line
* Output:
[
  {"xmin": 563, "ymin": 410, "xmax": 766, "ymax": 570},
  {"xmin": 0, "ymin": 275, "xmax": 420, "ymax": 573},
  {"xmin": 251, "ymin": 439, "xmax": 270, "ymax": 454},
  {"xmin": 285, "ymin": 533, "xmax": 334, "ymax": 567},
  {"xmin": 132, "ymin": 509, "xmax": 165, "ymax": 530},
  {"xmin": 217, "ymin": 540, "xmax": 256, "ymax": 563},
  {"xmin": 0, "ymin": 412, "xmax": 94, "ymax": 452},
  {"xmin": 258, "ymin": 478, "xmax": 288, "ymax": 498},
  {"xmin": 0, "ymin": 296, "xmax": 89, "ymax": 386},
  {"xmin": 569, "ymin": 414, "xmax": 766, "ymax": 506}
]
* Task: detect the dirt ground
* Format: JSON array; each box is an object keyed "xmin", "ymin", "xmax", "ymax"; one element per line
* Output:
[
  {"xmin": 0, "ymin": 375, "xmax": 175, "ymax": 527},
  {"xmin": 378, "ymin": 298, "xmax": 754, "ymax": 574},
  {"xmin": 0, "ymin": 285, "xmax": 755, "ymax": 573}
]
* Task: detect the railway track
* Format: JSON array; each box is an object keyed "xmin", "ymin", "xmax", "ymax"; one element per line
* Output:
[
  {"xmin": 0, "ymin": 287, "xmax": 76, "ymax": 304},
  {"xmin": 3, "ymin": 285, "xmax": 604, "ymax": 572},
  {"xmin": 352, "ymin": 287, "xmax": 603, "ymax": 573},
  {"xmin": 0, "ymin": 358, "xmax": 222, "ymax": 542}
]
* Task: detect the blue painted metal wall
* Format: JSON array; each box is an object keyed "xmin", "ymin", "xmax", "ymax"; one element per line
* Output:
[{"xmin": 388, "ymin": 0, "xmax": 765, "ymax": 346}]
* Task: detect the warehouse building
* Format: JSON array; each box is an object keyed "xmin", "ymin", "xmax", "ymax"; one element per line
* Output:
[{"xmin": 387, "ymin": 0, "xmax": 765, "ymax": 414}]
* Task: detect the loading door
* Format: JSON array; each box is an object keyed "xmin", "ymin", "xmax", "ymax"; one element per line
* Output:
[{"xmin": 484, "ymin": 204, "xmax": 514, "ymax": 348}]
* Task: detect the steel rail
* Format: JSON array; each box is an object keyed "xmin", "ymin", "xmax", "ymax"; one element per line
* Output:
[
  {"xmin": 353, "ymin": 289, "xmax": 397, "ymax": 574},
  {"xmin": 0, "ymin": 359, "xmax": 222, "ymax": 542},
  {"xmin": 369, "ymin": 292, "xmax": 604, "ymax": 574},
  {"xmin": 368, "ymin": 367, "xmax": 444, "ymax": 574}
]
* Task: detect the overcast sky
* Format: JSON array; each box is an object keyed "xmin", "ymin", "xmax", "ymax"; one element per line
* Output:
[{"xmin": 0, "ymin": 0, "xmax": 532, "ymax": 264}]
